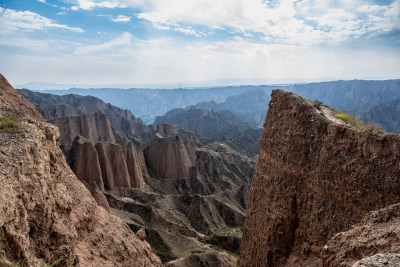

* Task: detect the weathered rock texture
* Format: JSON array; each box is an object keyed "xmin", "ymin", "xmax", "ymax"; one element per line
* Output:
[
  {"xmin": 0, "ymin": 75, "xmax": 44, "ymax": 121},
  {"xmin": 106, "ymin": 138, "xmax": 255, "ymax": 263},
  {"xmin": 49, "ymin": 111, "xmax": 116, "ymax": 144},
  {"xmin": 0, "ymin": 74, "xmax": 161, "ymax": 266},
  {"xmin": 19, "ymin": 89, "xmax": 154, "ymax": 141},
  {"xmin": 69, "ymin": 136, "xmax": 144, "ymax": 190},
  {"xmin": 238, "ymin": 89, "xmax": 400, "ymax": 266},
  {"xmin": 155, "ymin": 107, "xmax": 262, "ymax": 156},
  {"xmin": 323, "ymin": 203, "xmax": 400, "ymax": 266},
  {"xmin": 144, "ymin": 134, "xmax": 197, "ymax": 179}
]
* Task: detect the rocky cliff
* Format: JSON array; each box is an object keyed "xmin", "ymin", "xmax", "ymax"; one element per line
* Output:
[
  {"xmin": 49, "ymin": 111, "xmax": 116, "ymax": 145},
  {"xmin": 0, "ymin": 74, "xmax": 161, "ymax": 266},
  {"xmin": 143, "ymin": 134, "xmax": 197, "ymax": 179},
  {"xmin": 238, "ymin": 89, "xmax": 400, "ymax": 266},
  {"xmin": 19, "ymin": 89, "xmax": 154, "ymax": 142},
  {"xmin": 155, "ymin": 107, "xmax": 262, "ymax": 157},
  {"xmin": 69, "ymin": 136, "xmax": 144, "ymax": 190}
]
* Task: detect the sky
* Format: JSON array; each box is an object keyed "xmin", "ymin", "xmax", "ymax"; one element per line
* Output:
[{"xmin": 0, "ymin": 0, "xmax": 399, "ymax": 88}]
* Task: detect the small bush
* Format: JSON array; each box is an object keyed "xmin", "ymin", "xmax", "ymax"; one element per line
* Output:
[
  {"xmin": 313, "ymin": 99, "xmax": 323, "ymax": 110},
  {"xmin": 0, "ymin": 115, "xmax": 25, "ymax": 133},
  {"xmin": 333, "ymin": 111, "xmax": 383, "ymax": 132},
  {"xmin": 335, "ymin": 113, "xmax": 349, "ymax": 123}
]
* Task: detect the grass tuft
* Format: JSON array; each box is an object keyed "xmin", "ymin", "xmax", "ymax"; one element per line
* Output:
[
  {"xmin": 0, "ymin": 115, "xmax": 25, "ymax": 133},
  {"xmin": 333, "ymin": 111, "xmax": 383, "ymax": 132}
]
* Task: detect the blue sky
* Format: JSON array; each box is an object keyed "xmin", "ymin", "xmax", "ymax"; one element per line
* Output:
[{"xmin": 0, "ymin": 0, "xmax": 399, "ymax": 88}]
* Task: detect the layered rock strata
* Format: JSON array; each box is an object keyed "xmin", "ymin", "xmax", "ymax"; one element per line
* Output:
[
  {"xmin": 144, "ymin": 134, "xmax": 197, "ymax": 179},
  {"xmin": 0, "ymin": 74, "xmax": 161, "ymax": 266},
  {"xmin": 69, "ymin": 136, "xmax": 144, "ymax": 190},
  {"xmin": 49, "ymin": 111, "xmax": 116, "ymax": 144},
  {"xmin": 238, "ymin": 89, "xmax": 400, "ymax": 266}
]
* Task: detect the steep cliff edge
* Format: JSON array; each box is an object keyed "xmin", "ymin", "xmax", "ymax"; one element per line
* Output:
[
  {"xmin": 238, "ymin": 89, "xmax": 400, "ymax": 266},
  {"xmin": 0, "ymin": 74, "xmax": 161, "ymax": 266},
  {"xmin": 143, "ymin": 134, "xmax": 197, "ymax": 179},
  {"xmin": 69, "ymin": 136, "xmax": 144, "ymax": 190},
  {"xmin": 49, "ymin": 111, "xmax": 116, "ymax": 145}
]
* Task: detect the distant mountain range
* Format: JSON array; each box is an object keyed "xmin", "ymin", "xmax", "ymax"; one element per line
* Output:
[
  {"xmin": 21, "ymin": 79, "xmax": 400, "ymax": 132},
  {"xmin": 358, "ymin": 99, "xmax": 400, "ymax": 133}
]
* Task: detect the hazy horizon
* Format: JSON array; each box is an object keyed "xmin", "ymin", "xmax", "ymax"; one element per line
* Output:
[{"xmin": 1, "ymin": 0, "xmax": 400, "ymax": 86}]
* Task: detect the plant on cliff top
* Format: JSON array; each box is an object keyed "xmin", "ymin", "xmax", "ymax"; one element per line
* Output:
[
  {"xmin": 0, "ymin": 115, "xmax": 25, "ymax": 133},
  {"xmin": 313, "ymin": 99, "xmax": 323, "ymax": 110},
  {"xmin": 334, "ymin": 111, "xmax": 383, "ymax": 132}
]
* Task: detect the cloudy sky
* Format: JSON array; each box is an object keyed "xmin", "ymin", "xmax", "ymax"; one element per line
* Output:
[{"xmin": 0, "ymin": 0, "xmax": 399, "ymax": 88}]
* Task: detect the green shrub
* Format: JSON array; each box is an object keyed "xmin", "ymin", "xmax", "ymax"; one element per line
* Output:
[
  {"xmin": 334, "ymin": 111, "xmax": 383, "ymax": 132},
  {"xmin": 0, "ymin": 115, "xmax": 25, "ymax": 133},
  {"xmin": 313, "ymin": 99, "xmax": 323, "ymax": 110},
  {"xmin": 335, "ymin": 113, "xmax": 349, "ymax": 123}
]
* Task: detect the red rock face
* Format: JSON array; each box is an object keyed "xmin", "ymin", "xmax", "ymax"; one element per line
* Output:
[
  {"xmin": 49, "ymin": 111, "xmax": 116, "ymax": 144},
  {"xmin": 123, "ymin": 142, "xmax": 144, "ymax": 189},
  {"xmin": 0, "ymin": 74, "xmax": 161, "ymax": 266},
  {"xmin": 0, "ymin": 74, "xmax": 44, "ymax": 121},
  {"xmin": 70, "ymin": 136, "xmax": 145, "ymax": 190},
  {"xmin": 238, "ymin": 89, "xmax": 400, "ymax": 266},
  {"xmin": 144, "ymin": 135, "xmax": 197, "ymax": 179}
]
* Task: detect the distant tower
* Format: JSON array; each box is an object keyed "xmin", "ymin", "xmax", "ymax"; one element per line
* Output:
[{"xmin": 179, "ymin": 82, "xmax": 181, "ymax": 89}]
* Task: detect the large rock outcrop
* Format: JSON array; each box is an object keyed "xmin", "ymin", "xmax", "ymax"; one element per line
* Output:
[
  {"xmin": 143, "ymin": 134, "xmax": 197, "ymax": 179},
  {"xmin": 155, "ymin": 107, "xmax": 262, "ymax": 156},
  {"xmin": 69, "ymin": 136, "xmax": 144, "ymax": 190},
  {"xmin": 19, "ymin": 89, "xmax": 154, "ymax": 141},
  {"xmin": 49, "ymin": 111, "xmax": 116, "ymax": 145},
  {"xmin": 238, "ymin": 89, "xmax": 400, "ymax": 266},
  {"xmin": 323, "ymin": 203, "xmax": 400, "ymax": 266},
  {"xmin": 0, "ymin": 74, "xmax": 161, "ymax": 266}
]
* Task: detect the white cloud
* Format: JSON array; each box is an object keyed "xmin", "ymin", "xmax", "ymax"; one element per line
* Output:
[
  {"xmin": 0, "ymin": 7, "xmax": 84, "ymax": 34},
  {"xmin": 74, "ymin": 32, "xmax": 132, "ymax": 54},
  {"xmin": 133, "ymin": 0, "xmax": 399, "ymax": 44},
  {"xmin": 3, "ymin": 35, "xmax": 399, "ymax": 85},
  {"xmin": 111, "ymin": 15, "xmax": 131, "ymax": 22}
]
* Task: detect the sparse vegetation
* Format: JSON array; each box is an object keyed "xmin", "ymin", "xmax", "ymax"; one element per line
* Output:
[
  {"xmin": 334, "ymin": 111, "xmax": 383, "ymax": 132},
  {"xmin": 335, "ymin": 113, "xmax": 349, "ymax": 123},
  {"xmin": 0, "ymin": 115, "xmax": 25, "ymax": 133},
  {"xmin": 313, "ymin": 99, "xmax": 323, "ymax": 110}
]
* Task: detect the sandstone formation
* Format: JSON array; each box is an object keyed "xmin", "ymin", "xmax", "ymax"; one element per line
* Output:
[
  {"xmin": 0, "ymin": 75, "xmax": 44, "ymax": 121},
  {"xmin": 144, "ymin": 134, "xmax": 197, "ymax": 179},
  {"xmin": 69, "ymin": 136, "xmax": 144, "ymax": 190},
  {"xmin": 49, "ymin": 111, "xmax": 116, "ymax": 145},
  {"xmin": 323, "ymin": 203, "xmax": 400, "ymax": 266},
  {"xmin": 155, "ymin": 107, "xmax": 262, "ymax": 156},
  {"xmin": 106, "ymin": 139, "xmax": 255, "ymax": 263},
  {"xmin": 238, "ymin": 89, "xmax": 400, "ymax": 266},
  {"xmin": 19, "ymin": 89, "xmax": 154, "ymax": 142},
  {"xmin": 0, "ymin": 74, "xmax": 161, "ymax": 266}
]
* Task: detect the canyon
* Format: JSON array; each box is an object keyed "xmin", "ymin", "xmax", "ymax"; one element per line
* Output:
[{"xmin": 2, "ymin": 73, "xmax": 399, "ymax": 266}]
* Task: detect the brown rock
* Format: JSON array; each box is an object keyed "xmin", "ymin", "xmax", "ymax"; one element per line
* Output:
[
  {"xmin": 136, "ymin": 228, "xmax": 147, "ymax": 241},
  {"xmin": 95, "ymin": 142, "xmax": 131, "ymax": 189},
  {"xmin": 70, "ymin": 136, "xmax": 104, "ymax": 190},
  {"xmin": 238, "ymin": 90, "xmax": 400, "ymax": 266},
  {"xmin": 49, "ymin": 111, "xmax": 116, "ymax": 144},
  {"xmin": 155, "ymin": 123, "xmax": 173, "ymax": 136},
  {"xmin": 0, "ymin": 74, "xmax": 44, "ymax": 121},
  {"xmin": 323, "ymin": 203, "xmax": 400, "ymax": 266},
  {"xmin": 144, "ymin": 134, "xmax": 197, "ymax": 179},
  {"xmin": 88, "ymin": 183, "xmax": 110, "ymax": 212},
  {"xmin": 0, "ymin": 74, "xmax": 161, "ymax": 266},
  {"xmin": 123, "ymin": 142, "xmax": 145, "ymax": 189},
  {"xmin": 70, "ymin": 137, "xmax": 145, "ymax": 190}
]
